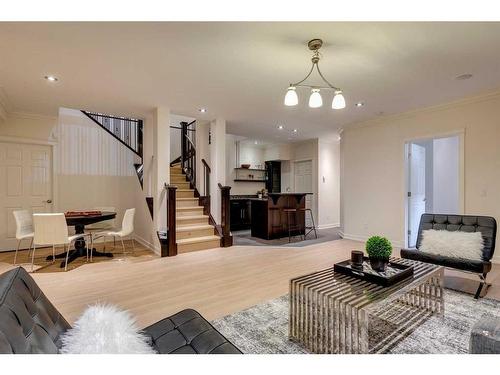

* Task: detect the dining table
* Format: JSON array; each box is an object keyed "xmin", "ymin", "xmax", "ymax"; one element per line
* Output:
[{"xmin": 46, "ymin": 211, "xmax": 117, "ymax": 268}]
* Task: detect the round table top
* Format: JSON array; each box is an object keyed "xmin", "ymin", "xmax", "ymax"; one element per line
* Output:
[{"xmin": 65, "ymin": 211, "xmax": 116, "ymax": 226}]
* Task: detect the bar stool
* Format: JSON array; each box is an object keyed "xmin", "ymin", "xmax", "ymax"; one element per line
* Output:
[
  {"xmin": 283, "ymin": 208, "xmax": 304, "ymax": 242},
  {"xmin": 300, "ymin": 208, "xmax": 318, "ymax": 239}
]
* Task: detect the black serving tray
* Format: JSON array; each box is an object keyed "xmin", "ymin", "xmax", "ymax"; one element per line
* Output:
[{"xmin": 333, "ymin": 257, "xmax": 414, "ymax": 287}]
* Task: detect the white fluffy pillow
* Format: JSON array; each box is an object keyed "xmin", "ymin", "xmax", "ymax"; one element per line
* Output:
[
  {"xmin": 419, "ymin": 229, "xmax": 484, "ymax": 261},
  {"xmin": 59, "ymin": 303, "xmax": 156, "ymax": 354}
]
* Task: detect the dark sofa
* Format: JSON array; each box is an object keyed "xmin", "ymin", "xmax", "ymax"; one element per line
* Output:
[
  {"xmin": 401, "ymin": 214, "xmax": 497, "ymax": 299},
  {"xmin": 0, "ymin": 267, "xmax": 241, "ymax": 354}
]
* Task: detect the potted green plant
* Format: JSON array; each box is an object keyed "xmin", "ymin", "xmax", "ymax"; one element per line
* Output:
[{"xmin": 365, "ymin": 236, "xmax": 393, "ymax": 272}]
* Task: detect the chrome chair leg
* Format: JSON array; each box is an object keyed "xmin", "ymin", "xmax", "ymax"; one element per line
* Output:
[
  {"xmin": 120, "ymin": 238, "xmax": 126, "ymax": 256},
  {"xmin": 14, "ymin": 239, "xmax": 21, "ymax": 265},
  {"xmin": 64, "ymin": 243, "xmax": 70, "ymax": 271},
  {"xmin": 52, "ymin": 245, "xmax": 56, "ymax": 263},
  {"xmin": 31, "ymin": 244, "xmax": 36, "ymax": 273},
  {"xmin": 28, "ymin": 237, "xmax": 34, "ymax": 259},
  {"xmin": 131, "ymin": 238, "xmax": 136, "ymax": 253}
]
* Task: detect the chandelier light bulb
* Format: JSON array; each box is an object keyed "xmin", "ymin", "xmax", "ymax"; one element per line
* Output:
[
  {"xmin": 284, "ymin": 86, "xmax": 299, "ymax": 106},
  {"xmin": 308, "ymin": 89, "xmax": 323, "ymax": 108},
  {"xmin": 332, "ymin": 92, "xmax": 346, "ymax": 109}
]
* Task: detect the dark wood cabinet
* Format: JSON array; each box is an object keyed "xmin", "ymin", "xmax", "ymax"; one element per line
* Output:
[
  {"xmin": 265, "ymin": 161, "xmax": 281, "ymax": 193},
  {"xmin": 230, "ymin": 199, "xmax": 252, "ymax": 231}
]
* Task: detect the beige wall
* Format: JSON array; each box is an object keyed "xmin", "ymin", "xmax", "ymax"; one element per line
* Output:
[{"xmin": 340, "ymin": 91, "xmax": 500, "ymax": 263}]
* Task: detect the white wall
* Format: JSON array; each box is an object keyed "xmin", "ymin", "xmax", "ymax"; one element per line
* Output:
[
  {"xmin": 318, "ymin": 139, "xmax": 341, "ymax": 228},
  {"xmin": 341, "ymin": 91, "xmax": 500, "ymax": 264},
  {"xmin": 432, "ymin": 136, "xmax": 459, "ymax": 214},
  {"xmin": 225, "ymin": 135, "xmax": 266, "ymax": 195}
]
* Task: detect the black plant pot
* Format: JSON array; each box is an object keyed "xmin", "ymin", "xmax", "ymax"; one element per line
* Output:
[{"xmin": 369, "ymin": 258, "xmax": 389, "ymax": 272}]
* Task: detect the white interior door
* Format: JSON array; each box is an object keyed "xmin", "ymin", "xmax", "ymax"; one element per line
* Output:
[
  {"xmin": 408, "ymin": 143, "xmax": 426, "ymax": 247},
  {"xmin": 294, "ymin": 160, "xmax": 313, "ymax": 227},
  {"xmin": 0, "ymin": 142, "xmax": 53, "ymax": 251}
]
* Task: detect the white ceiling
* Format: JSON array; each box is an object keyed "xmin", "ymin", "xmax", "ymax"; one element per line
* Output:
[{"xmin": 1, "ymin": 22, "xmax": 500, "ymax": 141}]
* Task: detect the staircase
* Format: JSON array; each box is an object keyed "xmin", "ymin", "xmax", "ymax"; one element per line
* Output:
[{"xmin": 170, "ymin": 163, "xmax": 221, "ymax": 253}]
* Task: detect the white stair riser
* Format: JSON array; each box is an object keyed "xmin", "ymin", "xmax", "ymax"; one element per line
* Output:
[
  {"xmin": 177, "ymin": 190, "xmax": 195, "ymax": 198},
  {"xmin": 176, "ymin": 199, "xmax": 199, "ymax": 208},
  {"xmin": 176, "ymin": 227, "xmax": 215, "ymax": 240},
  {"xmin": 172, "ymin": 182, "xmax": 190, "ymax": 189},
  {"xmin": 176, "ymin": 217, "xmax": 209, "ymax": 225},
  {"xmin": 177, "ymin": 208, "xmax": 204, "ymax": 217}
]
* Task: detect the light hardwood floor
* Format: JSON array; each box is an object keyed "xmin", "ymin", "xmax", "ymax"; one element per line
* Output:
[{"xmin": 0, "ymin": 239, "xmax": 498, "ymax": 329}]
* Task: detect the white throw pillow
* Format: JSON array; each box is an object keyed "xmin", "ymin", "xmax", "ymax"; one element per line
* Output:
[
  {"xmin": 419, "ymin": 229, "xmax": 484, "ymax": 261},
  {"xmin": 59, "ymin": 303, "xmax": 156, "ymax": 354}
]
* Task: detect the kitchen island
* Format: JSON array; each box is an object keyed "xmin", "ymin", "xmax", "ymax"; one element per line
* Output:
[{"xmin": 250, "ymin": 193, "xmax": 311, "ymax": 240}]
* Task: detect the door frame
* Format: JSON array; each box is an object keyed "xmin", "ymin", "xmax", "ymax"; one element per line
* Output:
[
  {"xmin": 0, "ymin": 135, "xmax": 58, "ymax": 212},
  {"xmin": 402, "ymin": 129, "xmax": 465, "ymax": 248}
]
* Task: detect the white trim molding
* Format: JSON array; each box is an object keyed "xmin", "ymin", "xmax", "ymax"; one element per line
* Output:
[
  {"xmin": 317, "ymin": 223, "xmax": 340, "ymax": 230},
  {"xmin": 133, "ymin": 234, "xmax": 160, "ymax": 255},
  {"xmin": 339, "ymin": 231, "xmax": 405, "ymax": 250}
]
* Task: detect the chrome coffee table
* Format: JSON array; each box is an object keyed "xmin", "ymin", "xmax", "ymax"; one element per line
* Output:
[{"xmin": 289, "ymin": 258, "xmax": 444, "ymax": 354}]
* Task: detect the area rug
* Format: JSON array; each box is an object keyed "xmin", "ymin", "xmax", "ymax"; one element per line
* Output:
[{"xmin": 211, "ymin": 290, "xmax": 499, "ymax": 354}]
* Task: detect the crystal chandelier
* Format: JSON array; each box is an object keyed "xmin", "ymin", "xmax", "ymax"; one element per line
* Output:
[{"xmin": 284, "ymin": 39, "xmax": 346, "ymax": 109}]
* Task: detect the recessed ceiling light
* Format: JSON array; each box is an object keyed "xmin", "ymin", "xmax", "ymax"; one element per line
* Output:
[
  {"xmin": 355, "ymin": 101, "xmax": 365, "ymax": 107},
  {"xmin": 199, "ymin": 108, "xmax": 207, "ymax": 113},
  {"xmin": 455, "ymin": 73, "xmax": 473, "ymax": 80},
  {"xmin": 292, "ymin": 129, "xmax": 298, "ymax": 133},
  {"xmin": 44, "ymin": 75, "xmax": 58, "ymax": 82},
  {"xmin": 278, "ymin": 125, "xmax": 284, "ymax": 130},
  {"xmin": 254, "ymin": 141, "xmax": 258, "ymax": 145}
]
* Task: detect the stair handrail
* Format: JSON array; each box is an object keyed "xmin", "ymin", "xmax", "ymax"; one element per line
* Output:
[
  {"xmin": 180, "ymin": 121, "xmax": 197, "ymax": 190},
  {"xmin": 81, "ymin": 110, "xmax": 143, "ymax": 159}
]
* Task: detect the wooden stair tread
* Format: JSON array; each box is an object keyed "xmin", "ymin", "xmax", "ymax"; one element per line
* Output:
[
  {"xmin": 176, "ymin": 198, "xmax": 198, "ymax": 201},
  {"xmin": 177, "ymin": 206, "xmax": 203, "ymax": 210},
  {"xmin": 176, "ymin": 235, "xmax": 220, "ymax": 245}
]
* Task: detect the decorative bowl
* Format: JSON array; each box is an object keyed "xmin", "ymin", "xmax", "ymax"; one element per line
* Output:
[{"xmin": 241, "ymin": 164, "xmax": 251, "ymax": 169}]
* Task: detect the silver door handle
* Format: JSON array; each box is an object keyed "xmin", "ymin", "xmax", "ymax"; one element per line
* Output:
[{"xmin": 45, "ymin": 199, "xmax": 52, "ymax": 204}]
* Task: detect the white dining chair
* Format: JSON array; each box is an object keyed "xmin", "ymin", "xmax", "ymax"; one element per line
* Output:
[
  {"xmin": 13, "ymin": 210, "xmax": 35, "ymax": 265},
  {"xmin": 32, "ymin": 213, "xmax": 91, "ymax": 272},
  {"xmin": 86, "ymin": 206, "xmax": 116, "ymax": 248},
  {"xmin": 94, "ymin": 208, "xmax": 135, "ymax": 260}
]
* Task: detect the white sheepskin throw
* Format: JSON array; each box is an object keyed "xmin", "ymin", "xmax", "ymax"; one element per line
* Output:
[
  {"xmin": 59, "ymin": 303, "xmax": 156, "ymax": 354},
  {"xmin": 419, "ymin": 229, "xmax": 484, "ymax": 261}
]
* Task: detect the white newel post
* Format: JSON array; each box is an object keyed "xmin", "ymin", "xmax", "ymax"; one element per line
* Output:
[{"xmin": 153, "ymin": 107, "xmax": 171, "ymax": 239}]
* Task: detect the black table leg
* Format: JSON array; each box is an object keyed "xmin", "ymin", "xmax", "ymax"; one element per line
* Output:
[{"xmin": 46, "ymin": 223, "xmax": 114, "ymax": 268}]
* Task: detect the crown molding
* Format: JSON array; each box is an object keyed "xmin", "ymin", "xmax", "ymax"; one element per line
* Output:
[{"xmin": 344, "ymin": 87, "xmax": 500, "ymax": 132}]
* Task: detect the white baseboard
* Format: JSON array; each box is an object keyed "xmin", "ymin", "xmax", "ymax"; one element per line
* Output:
[
  {"xmin": 492, "ymin": 254, "xmax": 500, "ymax": 265},
  {"xmin": 133, "ymin": 234, "xmax": 160, "ymax": 255},
  {"xmin": 317, "ymin": 223, "xmax": 340, "ymax": 230},
  {"xmin": 339, "ymin": 232, "xmax": 405, "ymax": 249}
]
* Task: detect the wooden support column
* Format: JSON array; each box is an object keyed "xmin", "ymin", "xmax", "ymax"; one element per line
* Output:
[
  {"xmin": 219, "ymin": 184, "xmax": 233, "ymax": 247},
  {"xmin": 166, "ymin": 185, "xmax": 177, "ymax": 256}
]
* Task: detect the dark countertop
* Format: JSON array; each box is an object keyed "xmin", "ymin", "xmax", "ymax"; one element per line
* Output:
[{"xmin": 230, "ymin": 195, "xmax": 258, "ymax": 200}]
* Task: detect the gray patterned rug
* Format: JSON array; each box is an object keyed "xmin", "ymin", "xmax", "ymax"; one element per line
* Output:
[{"xmin": 211, "ymin": 290, "xmax": 499, "ymax": 354}]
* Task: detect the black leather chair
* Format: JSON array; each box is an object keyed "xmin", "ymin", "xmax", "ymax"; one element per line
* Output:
[
  {"xmin": 401, "ymin": 214, "xmax": 497, "ymax": 299},
  {"xmin": 0, "ymin": 267, "xmax": 241, "ymax": 354}
]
